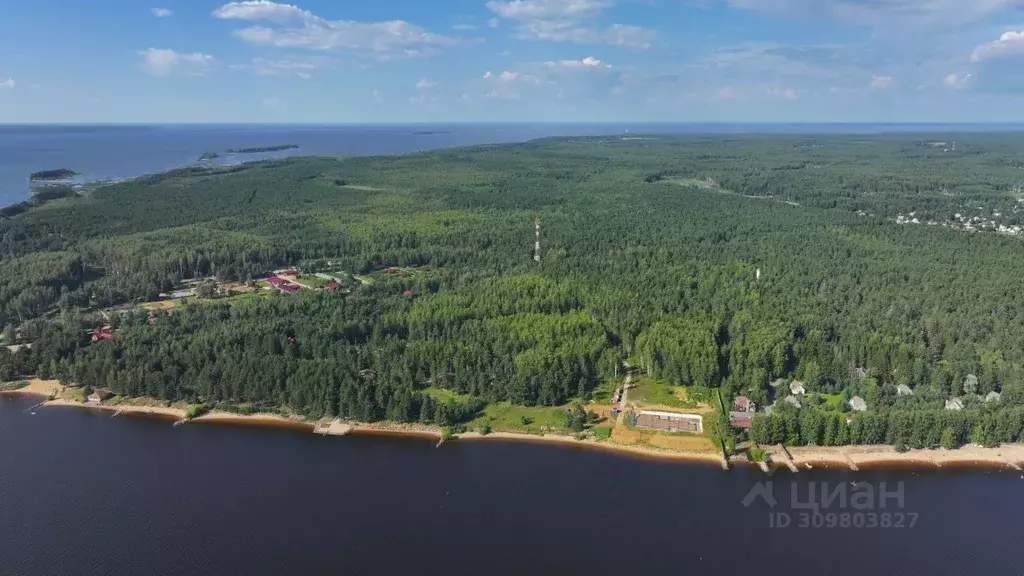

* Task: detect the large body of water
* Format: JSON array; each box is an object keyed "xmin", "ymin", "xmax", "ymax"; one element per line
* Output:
[
  {"xmin": 4, "ymin": 123, "xmax": 1022, "ymax": 207},
  {"xmin": 2, "ymin": 395, "xmax": 1023, "ymax": 576}
]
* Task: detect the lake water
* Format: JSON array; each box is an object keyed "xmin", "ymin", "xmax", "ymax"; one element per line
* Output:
[
  {"xmin": 0, "ymin": 124, "xmax": 615, "ymax": 207},
  {"xmin": 4, "ymin": 123, "xmax": 1020, "ymax": 208},
  {"xmin": 2, "ymin": 395, "xmax": 1023, "ymax": 576}
]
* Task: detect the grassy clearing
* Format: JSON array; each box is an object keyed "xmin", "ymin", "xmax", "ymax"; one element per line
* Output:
[
  {"xmin": 467, "ymin": 402, "xmax": 568, "ymax": 435},
  {"xmin": 292, "ymin": 274, "xmax": 333, "ymax": 289},
  {"xmin": 221, "ymin": 291, "xmax": 273, "ymax": 306},
  {"xmin": 60, "ymin": 387, "xmax": 87, "ymax": 403},
  {"xmin": 629, "ymin": 376, "xmax": 687, "ymax": 407},
  {"xmin": 421, "ymin": 387, "xmax": 474, "ymax": 403},
  {"xmin": 629, "ymin": 376, "xmax": 715, "ymax": 412},
  {"xmin": 668, "ymin": 178, "xmax": 721, "ymax": 190},
  {"xmin": 0, "ymin": 380, "xmax": 28, "ymax": 392},
  {"xmin": 590, "ymin": 379, "xmax": 618, "ymax": 403},
  {"xmin": 820, "ymin": 393, "xmax": 844, "ymax": 409}
]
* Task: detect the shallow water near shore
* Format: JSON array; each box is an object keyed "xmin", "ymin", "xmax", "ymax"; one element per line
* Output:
[{"xmin": 3, "ymin": 394, "xmax": 1024, "ymax": 576}]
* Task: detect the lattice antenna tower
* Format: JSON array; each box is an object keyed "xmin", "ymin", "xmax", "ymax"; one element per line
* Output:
[{"xmin": 534, "ymin": 217, "xmax": 541, "ymax": 262}]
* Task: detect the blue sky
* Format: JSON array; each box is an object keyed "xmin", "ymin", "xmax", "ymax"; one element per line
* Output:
[{"xmin": 2, "ymin": 0, "xmax": 1024, "ymax": 122}]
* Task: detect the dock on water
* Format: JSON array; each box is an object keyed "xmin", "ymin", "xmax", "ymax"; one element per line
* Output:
[
  {"xmin": 844, "ymin": 452, "xmax": 860, "ymax": 471},
  {"xmin": 778, "ymin": 445, "xmax": 799, "ymax": 473}
]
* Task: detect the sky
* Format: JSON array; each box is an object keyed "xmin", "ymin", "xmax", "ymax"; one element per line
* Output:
[{"xmin": 2, "ymin": 0, "xmax": 1024, "ymax": 123}]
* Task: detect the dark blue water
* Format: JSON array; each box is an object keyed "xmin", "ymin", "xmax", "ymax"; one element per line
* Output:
[
  {"xmin": 5, "ymin": 123, "xmax": 1022, "ymax": 207},
  {"xmin": 2, "ymin": 394, "xmax": 1024, "ymax": 576},
  {"xmin": 0, "ymin": 124, "xmax": 624, "ymax": 206}
]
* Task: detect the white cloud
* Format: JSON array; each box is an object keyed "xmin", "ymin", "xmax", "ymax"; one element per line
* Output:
[
  {"xmin": 545, "ymin": 56, "xmax": 611, "ymax": 68},
  {"xmin": 453, "ymin": 24, "xmax": 478, "ymax": 30},
  {"xmin": 213, "ymin": 1, "xmax": 469, "ymax": 60},
  {"xmin": 765, "ymin": 85, "xmax": 799, "ymax": 99},
  {"xmin": 416, "ymin": 77, "xmax": 438, "ymax": 89},
  {"xmin": 213, "ymin": 1, "xmax": 313, "ymax": 23},
  {"xmin": 499, "ymin": 70, "xmax": 520, "ymax": 82},
  {"xmin": 712, "ymin": 86, "xmax": 740, "ymax": 100},
  {"xmin": 483, "ymin": 70, "xmax": 493, "ymax": 79},
  {"xmin": 723, "ymin": 0, "xmax": 1022, "ymax": 29},
  {"xmin": 486, "ymin": 0, "xmax": 654, "ymax": 49},
  {"xmin": 151, "ymin": 7, "xmax": 173, "ymax": 17},
  {"xmin": 0, "ymin": 78, "xmax": 14, "ymax": 89},
  {"xmin": 943, "ymin": 72, "xmax": 973, "ymax": 88},
  {"xmin": 229, "ymin": 56, "xmax": 331, "ymax": 77},
  {"xmin": 486, "ymin": 88, "xmax": 520, "ymax": 99},
  {"xmin": 486, "ymin": 0, "xmax": 613, "ymax": 20},
  {"xmin": 139, "ymin": 48, "xmax": 215, "ymax": 76},
  {"xmin": 971, "ymin": 30, "xmax": 1024, "ymax": 62},
  {"xmin": 870, "ymin": 75, "xmax": 893, "ymax": 89}
]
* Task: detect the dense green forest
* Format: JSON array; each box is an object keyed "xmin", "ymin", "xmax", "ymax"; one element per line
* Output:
[{"xmin": 4, "ymin": 133, "xmax": 1024, "ymax": 447}]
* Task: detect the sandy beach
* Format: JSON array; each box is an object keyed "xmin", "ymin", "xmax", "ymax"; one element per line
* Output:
[
  {"xmin": 0, "ymin": 378, "xmax": 63, "ymax": 397},
  {"xmin": 778, "ymin": 444, "xmax": 1024, "ymax": 471},
  {"xmin": 7, "ymin": 379, "xmax": 1024, "ymax": 470}
]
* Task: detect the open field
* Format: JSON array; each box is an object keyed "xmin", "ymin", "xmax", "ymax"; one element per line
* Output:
[
  {"xmin": 467, "ymin": 402, "xmax": 569, "ymax": 435},
  {"xmin": 628, "ymin": 376, "xmax": 715, "ymax": 413}
]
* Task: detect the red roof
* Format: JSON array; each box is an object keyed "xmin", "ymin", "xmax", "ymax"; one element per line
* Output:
[
  {"xmin": 327, "ymin": 281, "xmax": 338, "ymax": 290},
  {"xmin": 403, "ymin": 289, "xmax": 414, "ymax": 296}
]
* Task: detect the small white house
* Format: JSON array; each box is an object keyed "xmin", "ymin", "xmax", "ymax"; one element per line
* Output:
[
  {"xmin": 790, "ymin": 380, "xmax": 806, "ymax": 395},
  {"xmin": 985, "ymin": 391, "xmax": 1002, "ymax": 403},
  {"xmin": 849, "ymin": 396, "xmax": 868, "ymax": 412},
  {"xmin": 896, "ymin": 384, "xmax": 913, "ymax": 396},
  {"xmin": 783, "ymin": 395, "xmax": 802, "ymax": 408},
  {"xmin": 945, "ymin": 398, "xmax": 965, "ymax": 411}
]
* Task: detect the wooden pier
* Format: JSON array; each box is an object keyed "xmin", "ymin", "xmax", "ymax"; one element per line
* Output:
[
  {"xmin": 844, "ymin": 452, "xmax": 860, "ymax": 471},
  {"xmin": 778, "ymin": 445, "xmax": 799, "ymax": 473}
]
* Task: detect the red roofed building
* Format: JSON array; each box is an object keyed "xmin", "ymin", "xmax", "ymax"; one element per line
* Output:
[
  {"xmin": 733, "ymin": 396, "xmax": 757, "ymax": 412},
  {"xmin": 403, "ymin": 289, "xmax": 414, "ymax": 297},
  {"xmin": 326, "ymin": 281, "xmax": 338, "ymax": 290}
]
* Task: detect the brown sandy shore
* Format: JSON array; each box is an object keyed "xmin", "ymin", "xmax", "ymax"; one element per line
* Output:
[{"xmin": 5, "ymin": 380, "xmax": 1024, "ymax": 470}]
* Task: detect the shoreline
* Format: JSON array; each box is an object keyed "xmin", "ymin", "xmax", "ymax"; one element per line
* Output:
[{"xmin": 6, "ymin": 382, "xmax": 1024, "ymax": 471}]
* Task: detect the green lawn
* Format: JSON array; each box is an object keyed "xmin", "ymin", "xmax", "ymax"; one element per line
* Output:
[
  {"xmin": 421, "ymin": 386, "xmax": 474, "ymax": 403},
  {"xmin": 0, "ymin": 380, "xmax": 28, "ymax": 392},
  {"xmin": 218, "ymin": 290, "xmax": 273, "ymax": 307},
  {"xmin": 293, "ymin": 275, "xmax": 333, "ymax": 289},
  {"xmin": 629, "ymin": 376, "xmax": 687, "ymax": 408},
  {"xmin": 820, "ymin": 393, "xmax": 844, "ymax": 409},
  {"xmin": 590, "ymin": 379, "xmax": 619, "ymax": 403},
  {"xmin": 629, "ymin": 376, "xmax": 715, "ymax": 410},
  {"xmin": 467, "ymin": 402, "xmax": 568, "ymax": 434}
]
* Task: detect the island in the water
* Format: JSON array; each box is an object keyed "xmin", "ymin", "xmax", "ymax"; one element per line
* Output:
[
  {"xmin": 198, "ymin": 145, "xmax": 299, "ymax": 162},
  {"xmin": 227, "ymin": 144, "xmax": 299, "ymax": 154},
  {"xmin": 6, "ymin": 134, "xmax": 1024, "ymax": 470},
  {"xmin": 29, "ymin": 168, "xmax": 78, "ymax": 181}
]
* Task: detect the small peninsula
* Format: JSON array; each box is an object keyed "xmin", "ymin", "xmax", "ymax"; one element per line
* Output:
[{"xmin": 29, "ymin": 168, "xmax": 78, "ymax": 181}]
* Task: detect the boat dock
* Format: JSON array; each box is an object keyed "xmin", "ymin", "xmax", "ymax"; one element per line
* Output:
[{"xmin": 778, "ymin": 445, "xmax": 799, "ymax": 473}]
